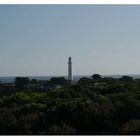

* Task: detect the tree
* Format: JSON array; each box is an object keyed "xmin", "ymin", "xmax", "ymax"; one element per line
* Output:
[
  {"xmin": 49, "ymin": 77, "xmax": 67, "ymax": 86},
  {"xmin": 48, "ymin": 124, "xmax": 76, "ymax": 134},
  {"xmin": 78, "ymin": 77, "xmax": 92, "ymax": 86},
  {"xmin": 120, "ymin": 120, "xmax": 140, "ymax": 134},
  {"xmin": 119, "ymin": 76, "xmax": 133, "ymax": 82},
  {"xmin": 91, "ymin": 74, "xmax": 102, "ymax": 81},
  {"xmin": 30, "ymin": 79, "xmax": 38, "ymax": 84},
  {"xmin": 14, "ymin": 77, "xmax": 29, "ymax": 92}
]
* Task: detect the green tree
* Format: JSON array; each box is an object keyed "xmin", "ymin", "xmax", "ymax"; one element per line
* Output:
[
  {"xmin": 48, "ymin": 123, "xmax": 76, "ymax": 134},
  {"xmin": 120, "ymin": 120, "xmax": 140, "ymax": 134},
  {"xmin": 78, "ymin": 77, "xmax": 92, "ymax": 86},
  {"xmin": 14, "ymin": 77, "xmax": 29, "ymax": 92},
  {"xmin": 91, "ymin": 74, "xmax": 102, "ymax": 82},
  {"xmin": 119, "ymin": 76, "xmax": 133, "ymax": 82},
  {"xmin": 30, "ymin": 79, "xmax": 38, "ymax": 84},
  {"xmin": 49, "ymin": 77, "xmax": 67, "ymax": 86}
]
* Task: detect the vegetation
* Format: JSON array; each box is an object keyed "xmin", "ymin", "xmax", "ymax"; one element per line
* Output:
[{"xmin": 0, "ymin": 74, "xmax": 140, "ymax": 135}]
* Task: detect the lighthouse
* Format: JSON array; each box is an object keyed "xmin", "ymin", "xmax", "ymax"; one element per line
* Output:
[{"xmin": 68, "ymin": 57, "xmax": 72, "ymax": 81}]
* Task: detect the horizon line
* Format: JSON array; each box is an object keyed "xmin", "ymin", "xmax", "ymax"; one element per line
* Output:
[{"xmin": 0, "ymin": 73, "xmax": 140, "ymax": 77}]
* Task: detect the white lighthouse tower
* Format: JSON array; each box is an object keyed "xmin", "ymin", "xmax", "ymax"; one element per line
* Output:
[{"xmin": 68, "ymin": 57, "xmax": 72, "ymax": 81}]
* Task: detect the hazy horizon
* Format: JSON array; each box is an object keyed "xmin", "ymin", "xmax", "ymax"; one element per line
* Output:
[{"xmin": 1, "ymin": 5, "xmax": 140, "ymax": 76}]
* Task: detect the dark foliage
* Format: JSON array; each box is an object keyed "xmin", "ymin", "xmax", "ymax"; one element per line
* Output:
[
  {"xmin": 14, "ymin": 77, "xmax": 29, "ymax": 92},
  {"xmin": 0, "ymin": 75, "xmax": 140, "ymax": 135}
]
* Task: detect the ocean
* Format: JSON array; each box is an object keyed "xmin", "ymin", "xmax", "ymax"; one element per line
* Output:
[{"xmin": 0, "ymin": 75, "xmax": 140, "ymax": 83}]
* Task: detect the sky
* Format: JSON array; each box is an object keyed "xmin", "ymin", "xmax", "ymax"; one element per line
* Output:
[{"xmin": 1, "ymin": 5, "xmax": 140, "ymax": 76}]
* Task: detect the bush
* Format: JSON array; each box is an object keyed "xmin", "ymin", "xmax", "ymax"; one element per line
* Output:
[{"xmin": 120, "ymin": 120, "xmax": 140, "ymax": 134}]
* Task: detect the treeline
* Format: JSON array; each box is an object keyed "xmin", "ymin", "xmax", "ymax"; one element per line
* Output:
[
  {"xmin": 0, "ymin": 77, "xmax": 69, "ymax": 94},
  {"xmin": 0, "ymin": 74, "xmax": 140, "ymax": 134}
]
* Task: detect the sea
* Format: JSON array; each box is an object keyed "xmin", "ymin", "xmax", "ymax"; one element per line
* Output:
[{"xmin": 0, "ymin": 74, "xmax": 140, "ymax": 83}]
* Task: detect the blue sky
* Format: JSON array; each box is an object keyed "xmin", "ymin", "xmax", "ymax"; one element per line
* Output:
[{"xmin": 1, "ymin": 5, "xmax": 140, "ymax": 76}]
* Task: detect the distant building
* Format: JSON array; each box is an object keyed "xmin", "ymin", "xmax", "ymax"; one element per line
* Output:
[{"xmin": 68, "ymin": 57, "xmax": 72, "ymax": 81}]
